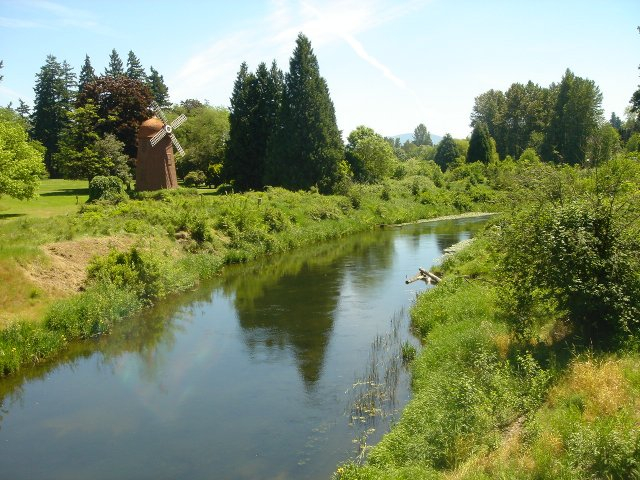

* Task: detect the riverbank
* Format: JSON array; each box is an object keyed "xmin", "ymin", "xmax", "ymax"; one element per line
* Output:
[
  {"xmin": 336, "ymin": 221, "xmax": 640, "ymax": 479},
  {"xmin": 0, "ymin": 179, "xmax": 498, "ymax": 376}
]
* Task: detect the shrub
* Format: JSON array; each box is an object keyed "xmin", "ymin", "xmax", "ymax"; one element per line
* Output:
[
  {"xmin": 87, "ymin": 247, "xmax": 164, "ymax": 303},
  {"xmin": 183, "ymin": 170, "xmax": 206, "ymax": 187},
  {"xmin": 88, "ymin": 175, "xmax": 127, "ymax": 203}
]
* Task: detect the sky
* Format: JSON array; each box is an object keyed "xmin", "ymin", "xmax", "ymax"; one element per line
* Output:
[{"xmin": 0, "ymin": 0, "xmax": 638, "ymax": 139}]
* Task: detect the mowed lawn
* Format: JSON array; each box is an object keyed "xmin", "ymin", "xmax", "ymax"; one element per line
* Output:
[{"xmin": 0, "ymin": 179, "xmax": 89, "ymax": 219}]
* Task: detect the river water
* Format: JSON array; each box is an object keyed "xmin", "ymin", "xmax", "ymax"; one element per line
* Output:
[{"xmin": 0, "ymin": 216, "xmax": 489, "ymax": 479}]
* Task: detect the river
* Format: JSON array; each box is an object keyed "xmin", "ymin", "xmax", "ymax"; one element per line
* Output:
[{"xmin": 0, "ymin": 216, "xmax": 489, "ymax": 479}]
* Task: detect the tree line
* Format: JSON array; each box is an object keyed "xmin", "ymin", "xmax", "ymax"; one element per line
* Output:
[{"xmin": 2, "ymin": 28, "xmax": 640, "ymax": 200}]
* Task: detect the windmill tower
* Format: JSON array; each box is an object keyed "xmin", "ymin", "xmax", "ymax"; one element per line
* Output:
[{"xmin": 135, "ymin": 102, "xmax": 187, "ymax": 191}]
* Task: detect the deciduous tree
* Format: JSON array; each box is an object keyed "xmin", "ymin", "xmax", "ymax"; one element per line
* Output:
[
  {"xmin": 413, "ymin": 123, "xmax": 433, "ymax": 146},
  {"xmin": 77, "ymin": 75, "xmax": 153, "ymax": 158},
  {"xmin": 434, "ymin": 133, "xmax": 459, "ymax": 171},
  {"xmin": 0, "ymin": 118, "xmax": 46, "ymax": 199}
]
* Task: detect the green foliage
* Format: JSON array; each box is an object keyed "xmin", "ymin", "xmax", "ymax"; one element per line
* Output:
[
  {"xmin": 265, "ymin": 34, "xmax": 346, "ymax": 193},
  {"xmin": 173, "ymin": 104, "xmax": 229, "ymax": 180},
  {"xmin": 77, "ymin": 54, "xmax": 96, "ymax": 95},
  {"xmin": 413, "ymin": 123, "xmax": 433, "ymax": 146},
  {"xmin": 104, "ymin": 49, "xmax": 124, "ymax": 77},
  {"xmin": 31, "ymin": 54, "xmax": 75, "ymax": 176},
  {"xmin": 87, "ymin": 247, "xmax": 163, "ymax": 302},
  {"xmin": 147, "ymin": 66, "xmax": 169, "ymax": 107},
  {"xmin": 0, "ymin": 119, "xmax": 46, "ymax": 199},
  {"xmin": 88, "ymin": 175, "xmax": 127, "ymax": 203},
  {"xmin": 125, "ymin": 50, "xmax": 146, "ymax": 82},
  {"xmin": 467, "ymin": 121, "xmax": 493, "ymax": 164},
  {"xmin": 225, "ymin": 61, "xmax": 282, "ymax": 191},
  {"xmin": 346, "ymin": 126, "xmax": 396, "ymax": 183},
  {"xmin": 77, "ymin": 75, "xmax": 153, "ymax": 158},
  {"xmin": 542, "ymin": 69, "xmax": 604, "ymax": 165},
  {"xmin": 434, "ymin": 133, "xmax": 460, "ymax": 171},
  {"xmin": 183, "ymin": 170, "xmax": 206, "ymax": 187},
  {"xmin": 44, "ymin": 280, "xmax": 142, "ymax": 338},
  {"xmin": 497, "ymin": 155, "xmax": 640, "ymax": 344}
]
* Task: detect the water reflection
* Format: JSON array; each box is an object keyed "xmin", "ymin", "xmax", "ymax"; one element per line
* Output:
[{"xmin": 221, "ymin": 231, "xmax": 395, "ymax": 389}]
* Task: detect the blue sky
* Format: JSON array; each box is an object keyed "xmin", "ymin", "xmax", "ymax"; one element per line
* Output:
[{"xmin": 1, "ymin": 0, "xmax": 638, "ymax": 139}]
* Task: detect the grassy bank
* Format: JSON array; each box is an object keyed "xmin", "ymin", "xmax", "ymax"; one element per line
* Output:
[
  {"xmin": 336, "ymin": 224, "xmax": 640, "ymax": 479},
  {"xmin": 0, "ymin": 173, "xmax": 498, "ymax": 376}
]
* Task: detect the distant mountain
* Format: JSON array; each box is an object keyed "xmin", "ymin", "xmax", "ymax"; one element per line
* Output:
[{"xmin": 389, "ymin": 132, "xmax": 442, "ymax": 145}]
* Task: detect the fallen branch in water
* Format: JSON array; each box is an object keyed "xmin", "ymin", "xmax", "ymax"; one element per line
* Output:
[{"xmin": 405, "ymin": 268, "xmax": 441, "ymax": 285}]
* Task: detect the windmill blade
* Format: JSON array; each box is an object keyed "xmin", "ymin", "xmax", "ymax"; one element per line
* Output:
[
  {"xmin": 169, "ymin": 133, "xmax": 185, "ymax": 157},
  {"xmin": 171, "ymin": 114, "xmax": 187, "ymax": 129},
  {"xmin": 150, "ymin": 128, "xmax": 167, "ymax": 147},
  {"xmin": 151, "ymin": 101, "xmax": 169, "ymax": 124}
]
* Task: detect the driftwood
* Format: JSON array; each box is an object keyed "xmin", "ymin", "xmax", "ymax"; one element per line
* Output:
[{"xmin": 405, "ymin": 268, "xmax": 441, "ymax": 285}]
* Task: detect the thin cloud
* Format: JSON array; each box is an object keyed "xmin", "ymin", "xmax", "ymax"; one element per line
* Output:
[
  {"xmin": 1, "ymin": 0, "xmax": 112, "ymax": 33},
  {"xmin": 171, "ymin": 0, "xmax": 430, "ymax": 102}
]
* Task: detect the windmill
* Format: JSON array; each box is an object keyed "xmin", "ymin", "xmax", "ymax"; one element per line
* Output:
[
  {"xmin": 149, "ymin": 101, "xmax": 187, "ymax": 156},
  {"xmin": 135, "ymin": 102, "xmax": 188, "ymax": 191}
]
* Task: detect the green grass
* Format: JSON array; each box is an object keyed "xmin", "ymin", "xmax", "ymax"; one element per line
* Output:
[{"xmin": 0, "ymin": 179, "xmax": 89, "ymax": 219}]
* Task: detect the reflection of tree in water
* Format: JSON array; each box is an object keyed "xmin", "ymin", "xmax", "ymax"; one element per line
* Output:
[
  {"xmin": 224, "ymin": 230, "xmax": 395, "ymax": 390},
  {"xmin": 435, "ymin": 231, "xmax": 462, "ymax": 253}
]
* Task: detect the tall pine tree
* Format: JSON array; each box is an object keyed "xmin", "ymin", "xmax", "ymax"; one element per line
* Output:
[
  {"xmin": 78, "ymin": 54, "xmax": 96, "ymax": 96},
  {"xmin": 147, "ymin": 66, "xmax": 169, "ymax": 107},
  {"xmin": 31, "ymin": 55, "xmax": 75, "ymax": 176},
  {"xmin": 126, "ymin": 51, "xmax": 146, "ymax": 82},
  {"xmin": 265, "ymin": 33, "xmax": 344, "ymax": 192},
  {"xmin": 225, "ymin": 61, "xmax": 283, "ymax": 190},
  {"xmin": 104, "ymin": 49, "xmax": 124, "ymax": 77}
]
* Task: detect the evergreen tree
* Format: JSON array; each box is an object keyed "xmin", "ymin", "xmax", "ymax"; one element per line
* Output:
[
  {"xmin": 16, "ymin": 99, "xmax": 30, "ymax": 119},
  {"xmin": 225, "ymin": 61, "xmax": 283, "ymax": 190},
  {"xmin": 126, "ymin": 51, "xmax": 146, "ymax": 82},
  {"xmin": 78, "ymin": 54, "xmax": 96, "ymax": 95},
  {"xmin": 413, "ymin": 123, "xmax": 432, "ymax": 146},
  {"xmin": 147, "ymin": 66, "xmax": 169, "ymax": 107},
  {"xmin": 31, "ymin": 55, "xmax": 74, "ymax": 176},
  {"xmin": 265, "ymin": 33, "xmax": 345, "ymax": 192},
  {"xmin": 467, "ymin": 122, "xmax": 493, "ymax": 164},
  {"xmin": 630, "ymin": 26, "xmax": 640, "ymax": 122},
  {"xmin": 104, "ymin": 49, "xmax": 124, "ymax": 77},
  {"xmin": 434, "ymin": 133, "xmax": 459, "ymax": 171}
]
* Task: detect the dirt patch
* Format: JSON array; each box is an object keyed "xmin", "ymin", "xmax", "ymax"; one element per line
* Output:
[{"xmin": 23, "ymin": 235, "xmax": 137, "ymax": 296}]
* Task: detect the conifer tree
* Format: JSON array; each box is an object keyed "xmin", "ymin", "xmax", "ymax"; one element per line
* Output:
[
  {"xmin": 225, "ymin": 61, "xmax": 284, "ymax": 190},
  {"xmin": 467, "ymin": 122, "xmax": 493, "ymax": 164},
  {"xmin": 265, "ymin": 33, "xmax": 345, "ymax": 192},
  {"xmin": 147, "ymin": 66, "xmax": 169, "ymax": 107},
  {"xmin": 78, "ymin": 54, "xmax": 96, "ymax": 95},
  {"xmin": 104, "ymin": 49, "xmax": 124, "ymax": 77},
  {"xmin": 126, "ymin": 51, "xmax": 146, "ymax": 82},
  {"xmin": 31, "ymin": 55, "xmax": 75, "ymax": 176}
]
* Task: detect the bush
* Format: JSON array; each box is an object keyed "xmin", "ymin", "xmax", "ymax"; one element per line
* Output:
[
  {"xmin": 497, "ymin": 155, "xmax": 640, "ymax": 345},
  {"xmin": 88, "ymin": 175, "xmax": 127, "ymax": 203},
  {"xmin": 87, "ymin": 247, "xmax": 164, "ymax": 303},
  {"xmin": 183, "ymin": 170, "xmax": 206, "ymax": 187}
]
